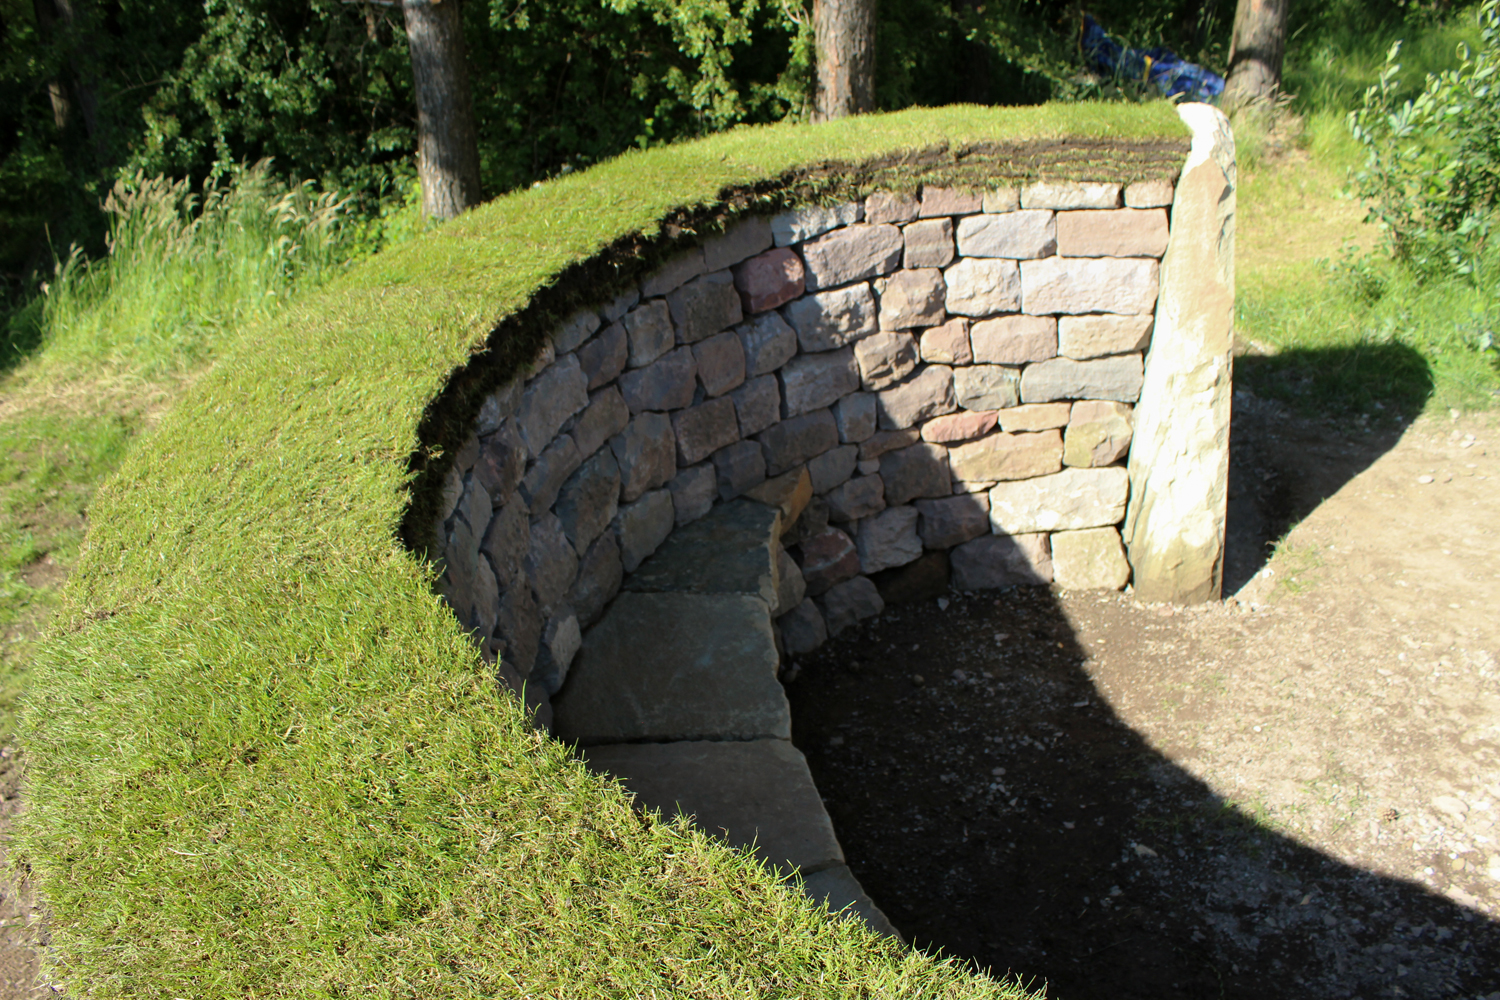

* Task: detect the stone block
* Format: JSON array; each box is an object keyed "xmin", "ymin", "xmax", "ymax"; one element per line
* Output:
[
  {"xmin": 744, "ymin": 466, "xmax": 813, "ymax": 526},
  {"xmin": 954, "ymin": 365, "xmax": 1021, "ymax": 412},
  {"xmin": 641, "ymin": 248, "xmax": 707, "ymax": 298},
  {"xmin": 733, "ymin": 247, "xmax": 806, "ymax": 315},
  {"xmin": 1058, "ymin": 314, "xmax": 1153, "ymax": 359},
  {"xmin": 824, "ymin": 474, "xmax": 885, "ymax": 522},
  {"xmin": 731, "ymin": 374, "xmax": 781, "ymax": 438},
  {"xmin": 533, "ymin": 608, "xmax": 582, "ymax": 696},
  {"xmin": 737, "ymin": 311, "xmax": 799, "ymax": 376},
  {"xmin": 833, "ymin": 391, "xmax": 877, "ymax": 443},
  {"xmin": 783, "ymin": 495, "xmax": 830, "ymax": 548},
  {"xmin": 578, "ymin": 320, "xmax": 629, "ymax": 390},
  {"xmin": 569, "ymin": 386, "xmax": 630, "ymax": 461},
  {"xmin": 982, "ymin": 187, "xmax": 1020, "ymax": 213},
  {"xmin": 1020, "ymin": 257, "xmax": 1158, "ymax": 315},
  {"xmin": 914, "ymin": 493, "xmax": 990, "ymax": 549},
  {"xmin": 857, "ymin": 459, "xmax": 878, "ymax": 475},
  {"xmin": 476, "ymin": 382, "xmax": 521, "ymax": 436},
  {"xmin": 800, "ymin": 223, "xmax": 903, "ymax": 292},
  {"xmin": 570, "ymin": 531, "xmax": 623, "ymax": 628},
  {"xmin": 713, "ymin": 439, "xmax": 767, "ymax": 500},
  {"xmin": 582, "ymin": 738, "xmax": 838, "ymax": 873},
  {"xmin": 988, "ymin": 466, "xmax": 1130, "ymax": 533},
  {"xmin": 668, "ymin": 462, "xmax": 717, "ymax": 526},
  {"xmin": 1021, "ymin": 181, "xmax": 1121, "ymax": 210},
  {"xmin": 626, "ymin": 499, "xmax": 782, "ymax": 607},
  {"xmin": 610, "ymin": 411, "xmax": 677, "ymax": 502},
  {"xmin": 524, "ymin": 512, "xmax": 580, "ymax": 615},
  {"xmin": 1052, "ymin": 526, "xmax": 1131, "ymax": 590},
  {"xmin": 495, "ymin": 578, "xmax": 541, "ymax": 678},
  {"xmin": 475, "ymin": 421, "xmax": 527, "ymax": 506},
  {"xmin": 669, "ymin": 271, "xmax": 744, "ymax": 345},
  {"xmin": 453, "ymin": 433, "xmax": 481, "ymax": 476},
  {"xmin": 902, "ymin": 217, "xmax": 955, "ymax": 269},
  {"xmin": 771, "ymin": 202, "xmax": 863, "ymax": 247},
  {"xmin": 782, "ymin": 284, "xmax": 877, "ymax": 353},
  {"xmin": 615, "ymin": 487, "xmax": 676, "ymax": 573},
  {"xmin": 1020, "ymin": 355, "xmax": 1144, "ymax": 404},
  {"xmin": 618, "ymin": 345, "xmax": 698, "ymax": 413},
  {"xmin": 919, "ymin": 317, "xmax": 972, "ymax": 365},
  {"xmin": 468, "ymin": 552, "xmax": 502, "ymax": 641},
  {"xmin": 808, "ymin": 444, "xmax": 858, "ymax": 494},
  {"xmin": 775, "ymin": 544, "xmax": 808, "ymax": 614},
  {"xmin": 875, "ymin": 365, "xmax": 957, "ymax": 430},
  {"xmin": 920, "ymin": 186, "xmax": 982, "ymax": 216},
  {"xmin": 878, "ymin": 443, "xmax": 950, "ymax": 505},
  {"xmin": 692, "ymin": 329, "xmax": 747, "ymax": 398},
  {"xmin": 996, "ymin": 401, "xmax": 1072, "ymax": 432},
  {"xmin": 853, "ymin": 331, "xmax": 918, "ymax": 391},
  {"xmin": 956, "ymin": 210, "xmax": 1056, "ymax": 259},
  {"xmin": 855, "ymin": 505, "xmax": 922, "ymax": 574},
  {"xmin": 781, "ymin": 347, "xmax": 860, "ymax": 418},
  {"xmin": 517, "ymin": 354, "xmax": 589, "ymax": 457},
  {"xmin": 703, "ymin": 216, "xmax": 774, "ymax": 272},
  {"xmin": 524, "ymin": 340, "xmax": 555, "ymax": 381},
  {"xmin": 554, "ymin": 310, "xmax": 600, "ymax": 354},
  {"xmin": 439, "ymin": 464, "xmax": 464, "ymax": 523},
  {"xmin": 1056, "ymin": 208, "xmax": 1170, "ymax": 258},
  {"xmin": 555, "ymin": 592, "xmax": 789, "ymax": 743},
  {"xmin": 481, "ymin": 499, "xmax": 531, "ymax": 582},
  {"xmin": 950, "ymin": 533, "xmax": 1053, "ymax": 589},
  {"xmin": 623, "ymin": 299, "xmax": 676, "ymax": 368},
  {"xmin": 600, "ymin": 289, "xmax": 639, "ymax": 323},
  {"xmin": 778, "ymin": 598, "xmax": 828, "ymax": 656},
  {"xmin": 1125, "ymin": 179, "xmax": 1175, "ymax": 208},
  {"xmin": 819, "ymin": 575, "xmax": 885, "ymax": 636},
  {"xmin": 970, "ymin": 314, "xmax": 1057, "ymax": 365},
  {"xmin": 555, "ymin": 448, "xmax": 622, "ymax": 557},
  {"xmin": 518, "ymin": 434, "xmax": 582, "ymax": 513},
  {"xmin": 865, "ymin": 191, "xmax": 919, "ymax": 224},
  {"xmin": 920, "ymin": 410, "xmax": 997, "ymax": 444},
  {"xmin": 944, "ymin": 258, "xmax": 1022, "ymax": 316},
  {"xmin": 757, "ymin": 408, "xmax": 839, "ymax": 476},
  {"xmin": 441, "ymin": 515, "xmax": 479, "ymax": 612},
  {"xmin": 673, "ymin": 396, "xmax": 741, "ymax": 466},
  {"xmin": 858, "ymin": 427, "xmax": 920, "ymax": 460},
  {"xmin": 797, "ymin": 526, "xmax": 860, "ymax": 596},
  {"xmin": 947, "ymin": 429, "xmax": 1062, "ymax": 483},
  {"xmin": 1065, "ymin": 400, "xmax": 1134, "ymax": 467},
  {"xmin": 875, "ymin": 268, "xmax": 945, "ymax": 330}
]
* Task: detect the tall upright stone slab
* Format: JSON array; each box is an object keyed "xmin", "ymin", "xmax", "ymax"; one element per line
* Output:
[{"xmin": 1123, "ymin": 103, "xmax": 1235, "ymax": 604}]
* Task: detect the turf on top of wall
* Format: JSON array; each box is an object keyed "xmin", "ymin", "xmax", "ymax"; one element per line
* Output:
[{"xmin": 19, "ymin": 104, "xmax": 1189, "ymax": 997}]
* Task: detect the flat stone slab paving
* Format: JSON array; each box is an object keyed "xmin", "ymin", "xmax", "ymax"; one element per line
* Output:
[
  {"xmin": 623, "ymin": 499, "xmax": 780, "ymax": 606},
  {"xmin": 553, "ymin": 591, "xmax": 789, "ymax": 744},
  {"xmin": 800, "ymin": 864, "xmax": 903, "ymax": 939},
  {"xmin": 582, "ymin": 738, "xmax": 843, "ymax": 875}
]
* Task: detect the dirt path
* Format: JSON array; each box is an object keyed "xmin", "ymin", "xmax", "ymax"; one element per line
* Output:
[{"xmin": 789, "ymin": 400, "xmax": 1500, "ymax": 999}]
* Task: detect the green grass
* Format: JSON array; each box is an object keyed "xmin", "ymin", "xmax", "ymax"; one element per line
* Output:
[{"xmin": 16, "ymin": 104, "xmax": 1187, "ymax": 998}]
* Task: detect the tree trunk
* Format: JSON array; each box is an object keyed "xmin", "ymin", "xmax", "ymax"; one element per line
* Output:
[
  {"xmin": 1222, "ymin": 0, "xmax": 1290, "ymax": 107},
  {"xmin": 402, "ymin": 0, "xmax": 482, "ymax": 220},
  {"xmin": 32, "ymin": 0, "xmax": 102, "ymax": 153},
  {"xmin": 812, "ymin": 0, "xmax": 876, "ymax": 121}
]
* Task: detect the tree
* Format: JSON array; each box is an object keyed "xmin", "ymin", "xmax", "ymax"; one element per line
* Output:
[
  {"xmin": 1222, "ymin": 0, "xmax": 1290, "ymax": 106},
  {"xmin": 812, "ymin": 0, "xmax": 876, "ymax": 120},
  {"xmin": 402, "ymin": 0, "xmax": 482, "ymax": 219}
]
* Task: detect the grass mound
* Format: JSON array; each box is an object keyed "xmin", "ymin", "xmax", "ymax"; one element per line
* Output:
[{"xmin": 18, "ymin": 103, "xmax": 1186, "ymax": 997}]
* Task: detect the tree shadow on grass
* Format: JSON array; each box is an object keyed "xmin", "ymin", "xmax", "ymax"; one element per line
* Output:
[
  {"xmin": 785, "ymin": 583, "xmax": 1499, "ymax": 1000},
  {"xmin": 1223, "ymin": 342, "xmax": 1433, "ymax": 595}
]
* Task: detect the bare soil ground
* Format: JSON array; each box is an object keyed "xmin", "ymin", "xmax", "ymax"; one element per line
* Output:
[{"xmin": 788, "ymin": 396, "xmax": 1500, "ymax": 1000}]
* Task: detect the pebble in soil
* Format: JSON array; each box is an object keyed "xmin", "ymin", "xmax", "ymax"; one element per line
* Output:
[{"xmin": 785, "ymin": 586, "xmax": 1500, "ymax": 1000}]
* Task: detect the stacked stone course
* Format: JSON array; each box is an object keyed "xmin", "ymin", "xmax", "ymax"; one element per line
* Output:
[{"xmin": 433, "ymin": 177, "xmax": 1175, "ymax": 727}]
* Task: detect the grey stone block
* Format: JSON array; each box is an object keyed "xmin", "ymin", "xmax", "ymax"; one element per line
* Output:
[
  {"xmin": 955, "ymin": 210, "xmax": 1056, "ymax": 258},
  {"xmin": 796, "ymin": 525, "xmax": 860, "ymax": 596},
  {"xmin": 950, "ymin": 533, "xmax": 1053, "ymax": 588},
  {"xmin": 616, "ymin": 487, "xmax": 676, "ymax": 573},
  {"xmin": 858, "ymin": 428, "xmax": 920, "ymax": 460},
  {"xmin": 1021, "ymin": 181, "xmax": 1121, "ymax": 210},
  {"xmin": 569, "ymin": 531, "xmax": 623, "ymax": 629},
  {"xmin": 875, "ymin": 365, "xmax": 957, "ymax": 430},
  {"xmin": 833, "ymin": 391, "xmax": 877, "ymax": 444},
  {"xmin": 775, "ymin": 544, "xmax": 808, "ymax": 614},
  {"xmin": 1056, "ymin": 207, "xmax": 1170, "ymax": 258},
  {"xmin": 582, "ymin": 738, "xmax": 838, "ymax": 872},
  {"xmin": 807, "ymin": 444, "xmax": 858, "ymax": 495},
  {"xmin": 626, "ymin": 498, "xmax": 781, "ymax": 606},
  {"xmin": 641, "ymin": 248, "xmax": 707, "ymax": 298},
  {"xmin": 879, "ymin": 443, "xmax": 950, "ymax": 506},
  {"xmin": 757, "ymin": 408, "xmax": 840, "ymax": 476},
  {"xmin": 555, "ymin": 592, "xmax": 789, "ymax": 743},
  {"xmin": 714, "ymin": 439, "xmax": 767, "ymax": 500},
  {"xmin": 782, "ymin": 284, "xmax": 877, "ymax": 353},
  {"xmin": 533, "ymin": 607, "xmax": 582, "ymax": 695},
  {"xmin": 600, "ymin": 288, "xmax": 639, "ymax": 323},
  {"xmin": 778, "ymin": 598, "xmax": 828, "ymax": 656},
  {"xmin": 921, "ymin": 186, "xmax": 982, "ymax": 216},
  {"xmin": 624, "ymin": 299, "xmax": 675, "ymax": 368},
  {"xmin": 800, "ymin": 864, "xmax": 902, "ymax": 939},
  {"xmin": 731, "ymin": 374, "xmax": 781, "ymax": 438},
  {"xmin": 1020, "ymin": 257, "xmax": 1158, "ymax": 315},
  {"xmin": 824, "ymin": 474, "xmax": 885, "ymax": 522},
  {"xmin": 781, "ymin": 347, "xmax": 860, "ymax": 418},
  {"xmin": 578, "ymin": 320, "xmax": 628, "ymax": 390},
  {"xmin": 494, "ymin": 578, "xmax": 541, "ymax": 678},
  {"xmin": 610, "ymin": 411, "xmax": 677, "ymax": 502},
  {"xmin": 517, "ymin": 354, "xmax": 590, "ymax": 457},
  {"xmin": 1020, "ymin": 355, "xmax": 1144, "ymax": 404},
  {"xmin": 770, "ymin": 202, "xmax": 863, "ymax": 247},
  {"xmin": 875, "ymin": 268, "xmax": 945, "ymax": 331},
  {"xmin": 518, "ymin": 434, "xmax": 582, "ymax": 513},
  {"xmin": 456, "ymin": 475, "xmax": 492, "ymax": 540},
  {"xmin": 970, "ymin": 315, "xmax": 1057, "ymax": 366},
  {"xmin": 954, "ymin": 364, "xmax": 1022, "ymax": 411},
  {"xmin": 669, "ymin": 270, "xmax": 744, "ymax": 345},
  {"xmin": 855, "ymin": 505, "xmax": 922, "ymax": 574},
  {"xmin": 865, "ymin": 191, "xmax": 919, "ymax": 224},
  {"xmin": 914, "ymin": 494, "xmax": 990, "ymax": 549},
  {"xmin": 555, "ymin": 447, "xmax": 622, "ymax": 557},
  {"xmin": 692, "ymin": 329, "xmax": 747, "ymax": 398},
  {"xmin": 476, "ymin": 381, "xmax": 521, "ymax": 436},
  {"xmin": 554, "ymin": 309, "xmax": 601, "ymax": 353},
  {"xmin": 524, "ymin": 512, "xmax": 580, "ymax": 616},
  {"xmin": 673, "ymin": 396, "xmax": 741, "ymax": 466},
  {"xmin": 668, "ymin": 462, "xmax": 717, "ymax": 526},
  {"xmin": 480, "ymin": 499, "xmax": 530, "ymax": 583},
  {"xmin": 702, "ymin": 216, "xmax": 774, "ymax": 271},
  {"xmin": 618, "ymin": 346, "xmax": 698, "ymax": 414},
  {"xmin": 943, "ymin": 257, "xmax": 1022, "ymax": 317},
  {"xmin": 853, "ymin": 331, "xmax": 918, "ymax": 391},
  {"xmin": 987, "ymin": 466, "xmax": 1129, "ymax": 534},
  {"xmin": 820, "ymin": 575, "xmax": 885, "ymax": 636},
  {"xmin": 569, "ymin": 386, "xmax": 630, "ymax": 461},
  {"xmin": 737, "ymin": 311, "xmax": 799, "ymax": 377},
  {"xmin": 903, "ymin": 217, "xmax": 955, "ymax": 269},
  {"xmin": 801, "ymin": 223, "xmax": 904, "ymax": 291}
]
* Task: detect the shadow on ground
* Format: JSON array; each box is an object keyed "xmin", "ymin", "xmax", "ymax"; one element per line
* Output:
[{"xmin": 786, "ymin": 586, "xmax": 1500, "ymax": 1000}]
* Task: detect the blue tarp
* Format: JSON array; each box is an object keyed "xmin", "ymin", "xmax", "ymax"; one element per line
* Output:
[{"xmin": 1080, "ymin": 15, "xmax": 1225, "ymax": 104}]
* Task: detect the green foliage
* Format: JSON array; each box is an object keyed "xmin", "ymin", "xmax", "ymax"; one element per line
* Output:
[{"xmin": 1349, "ymin": 0, "xmax": 1500, "ymax": 278}]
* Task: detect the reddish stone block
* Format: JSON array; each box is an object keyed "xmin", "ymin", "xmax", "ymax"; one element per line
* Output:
[{"xmin": 732, "ymin": 248, "xmax": 805, "ymax": 314}]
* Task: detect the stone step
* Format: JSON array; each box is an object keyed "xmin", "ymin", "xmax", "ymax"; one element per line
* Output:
[
  {"xmin": 552, "ymin": 591, "xmax": 789, "ymax": 745},
  {"xmin": 623, "ymin": 498, "xmax": 781, "ymax": 606},
  {"xmin": 800, "ymin": 865, "xmax": 903, "ymax": 941}
]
